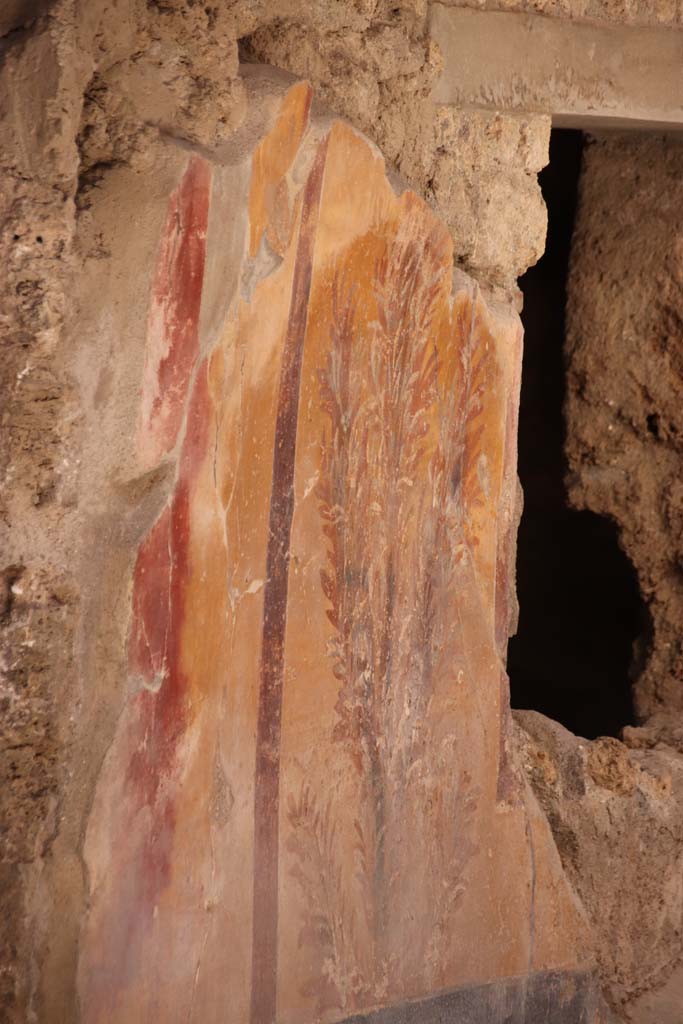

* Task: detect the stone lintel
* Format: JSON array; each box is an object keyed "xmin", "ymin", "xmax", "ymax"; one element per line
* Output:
[{"xmin": 429, "ymin": 4, "xmax": 683, "ymax": 131}]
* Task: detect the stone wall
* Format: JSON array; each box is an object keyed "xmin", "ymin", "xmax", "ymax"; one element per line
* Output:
[
  {"xmin": 517, "ymin": 711, "xmax": 683, "ymax": 1022},
  {"xmin": 0, "ymin": 4, "xmax": 553, "ymax": 1019},
  {"xmin": 565, "ymin": 133, "xmax": 683, "ymax": 722},
  {"xmin": 4, "ymin": 1, "xmax": 680, "ymax": 1022},
  {"xmin": 514, "ymin": 129, "xmax": 683, "ymax": 1024}
]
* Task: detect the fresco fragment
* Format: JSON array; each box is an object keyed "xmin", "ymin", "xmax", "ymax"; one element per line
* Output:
[{"xmin": 78, "ymin": 77, "xmax": 593, "ymax": 1024}]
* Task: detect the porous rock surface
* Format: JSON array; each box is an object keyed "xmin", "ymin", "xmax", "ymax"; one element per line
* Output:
[
  {"xmin": 565, "ymin": 134, "xmax": 683, "ymax": 722},
  {"xmin": 516, "ymin": 710, "xmax": 683, "ymax": 1022}
]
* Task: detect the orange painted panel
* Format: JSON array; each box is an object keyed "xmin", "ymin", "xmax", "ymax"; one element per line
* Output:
[{"xmin": 78, "ymin": 79, "xmax": 590, "ymax": 1024}]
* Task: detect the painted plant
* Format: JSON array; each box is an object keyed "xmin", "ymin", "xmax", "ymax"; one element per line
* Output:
[{"xmin": 283, "ymin": 203, "xmax": 486, "ymax": 1014}]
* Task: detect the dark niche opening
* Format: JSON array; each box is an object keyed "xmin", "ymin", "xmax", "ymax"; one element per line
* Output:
[{"xmin": 507, "ymin": 129, "xmax": 645, "ymax": 740}]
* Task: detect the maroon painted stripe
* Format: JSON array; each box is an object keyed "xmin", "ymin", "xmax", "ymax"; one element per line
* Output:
[
  {"xmin": 142, "ymin": 156, "xmax": 211, "ymax": 462},
  {"xmin": 250, "ymin": 135, "xmax": 329, "ymax": 1024}
]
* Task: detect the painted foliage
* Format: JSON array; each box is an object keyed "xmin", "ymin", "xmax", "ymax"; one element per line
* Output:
[{"xmin": 78, "ymin": 78, "xmax": 590, "ymax": 1024}]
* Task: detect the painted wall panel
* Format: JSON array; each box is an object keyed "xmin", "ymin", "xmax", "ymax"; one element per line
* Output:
[{"xmin": 78, "ymin": 74, "xmax": 594, "ymax": 1024}]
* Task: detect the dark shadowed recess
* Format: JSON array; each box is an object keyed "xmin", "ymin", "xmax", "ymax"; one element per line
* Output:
[{"xmin": 508, "ymin": 129, "xmax": 646, "ymax": 740}]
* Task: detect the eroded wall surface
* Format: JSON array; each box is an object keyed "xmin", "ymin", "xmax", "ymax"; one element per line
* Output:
[
  {"xmin": 520, "ymin": 131, "xmax": 683, "ymax": 1024},
  {"xmin": 565, "ymin": 134, "xmax": 683, "ymax": 722},
  {"xmin": 72, "ymin": 74, "xmax": 595, "ymax": 1023},
  {"xmin": 517, "ymin": 711, "xmax": 683, "ymax": 1023}
]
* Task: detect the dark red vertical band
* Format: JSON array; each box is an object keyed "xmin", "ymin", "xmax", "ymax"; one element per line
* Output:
[{"xmin": 250, "ymin": 135, "xmax": 330, "ymax": 1024}]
